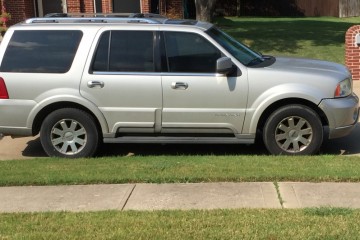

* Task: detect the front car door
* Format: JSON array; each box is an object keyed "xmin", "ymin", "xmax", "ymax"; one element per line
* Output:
[{"xmin": 160, "ymin": 29, "xmax": 248, "ymax": 136}]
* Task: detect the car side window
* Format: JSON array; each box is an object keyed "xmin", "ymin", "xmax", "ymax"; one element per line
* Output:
[
  {"xmin": 0, "ymin": 30, "xmax": 82, "ymax": 73},
  {"xmin": 92, "ymin": 30, "xmax": 155, "ymax": 73},
  {"xmin": 164, "ymin": 31, "xmax": 222, "ymax": 73}
]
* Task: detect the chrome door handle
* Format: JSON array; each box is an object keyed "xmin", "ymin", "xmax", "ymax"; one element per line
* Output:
[
  {"xmin": 171, "ymin": 82, "xmax": 188, "ymax": 90},
  {"xmin": 87, "ymin": 81, "xmax": 104, "ymax": 88}
]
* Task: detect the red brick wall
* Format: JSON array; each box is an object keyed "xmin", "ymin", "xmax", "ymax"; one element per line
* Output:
[
  {"xmin": 141, "ymin": 0, "xmax": 184, "ymax": 18},
  {"xmin": 67, "ymin": 0, "xmax": 81, "ymax": 12},
  {"xmin": 82, "ymin": 0, "xmax": 94, "ymax": 12},
  {"xmin": 102, "ymin": 0, "xmax": 112, "ymax": 13},
  {"xmin": 1, "ymin": 0, "xmax": 185, "ymax": 27},
  {"xmin": 61, "ymin": 0, "xmax": 112, "ymax": 14},
  {"xmin": 159, "ymin": 0, "xmax": 183, "ymax": 18},
  {"xmin": 68, "ymin": 0, "xmax": 111, "ymax": 13},
  {"xmin": 4, "ymin": 0, "xmax": 34, "ymax": 25},
  {"xmin": 142, "ymin": 0, "xmax": 151, "ymax": 13},
  {"xmin": 166, "ymin": 0, "xmax": 182, "ymax": 18},
  {"xmin": 346, "ymin": 25, "xmax": 360, "ymax": 81}
]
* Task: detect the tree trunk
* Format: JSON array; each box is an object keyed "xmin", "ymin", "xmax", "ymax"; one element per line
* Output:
[
  {"xmin": 236, "ymin": 0, "xmax": 241, "ymax": 16},
  {"xmin": 194, "ymin": 0, "xmax": 217, "ymax": 22}
]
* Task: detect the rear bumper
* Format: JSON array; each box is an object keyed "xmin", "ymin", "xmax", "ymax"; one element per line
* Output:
[
  {"xmin": 0, "ymin": 99, "xmax": 36, "ymax": 138},
  {"xmin": 319, "ymin": 93, "xmax": 359, "ymax": 139}
]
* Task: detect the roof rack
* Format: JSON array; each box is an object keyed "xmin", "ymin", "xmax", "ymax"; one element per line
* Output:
[
  {"xmin": 25, "ymin": 12, "xmax": 167, "ymax": 24},
  {"xmin": 25, "ymin": 18, "xmax": 162, "ymax": 24},
  {"xmin": 44, "ymin": 12, "xmax": 166, "ymax": 18}
]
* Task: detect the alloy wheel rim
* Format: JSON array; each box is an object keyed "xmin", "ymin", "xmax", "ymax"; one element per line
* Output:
[
  {"xmin": 275, "ymin": 116, "xmax": 313, "ymax": 153},
  {"xmin": 50, "ymin": 119, "xmax": 87, "ymax": 155}
]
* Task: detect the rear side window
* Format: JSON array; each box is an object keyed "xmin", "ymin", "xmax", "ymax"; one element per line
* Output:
[
  {"xmin": 92, "ymin": 30, "xmax": 155, "ymax": 72},
  {"xmin": 0, "ymin": 30, "xmax": 82, "ymax": 73}
]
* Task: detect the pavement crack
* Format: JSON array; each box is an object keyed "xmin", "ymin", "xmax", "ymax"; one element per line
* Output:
[
  {"xmin": 121, "ymin": 184, "xmax": 136, "ymax": 211},
  {"xmin": 273, "ymin": 182, "xmax": 284, "ymax": 208}
]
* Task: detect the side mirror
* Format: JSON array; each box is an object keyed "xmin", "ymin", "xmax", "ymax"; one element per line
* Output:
[{"xmin": 216, "ymin": 57, "xmax": 235, "ymax": 75}]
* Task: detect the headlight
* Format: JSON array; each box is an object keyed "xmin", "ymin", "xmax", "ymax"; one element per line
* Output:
[{"xmin": 334, "ymin": 78, "xmax": 352, "ymax": 98}]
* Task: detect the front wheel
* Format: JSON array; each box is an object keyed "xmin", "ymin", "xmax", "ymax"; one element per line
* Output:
[
  {"xmin": 263, "ymin": 105, "xmax": 323, "ymax": 155},
  {"xmin": 40, "ymin": 108, "xmax": 99, "ymax": 158}
]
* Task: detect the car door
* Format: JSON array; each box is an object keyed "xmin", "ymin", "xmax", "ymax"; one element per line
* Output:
[
  {"xmin": 161, "ymin": 30, "xmax": 248, "ymax": 135},
  {"xmin": 80, "ymin": 29, "xmax": 162, "ymax": 135}
]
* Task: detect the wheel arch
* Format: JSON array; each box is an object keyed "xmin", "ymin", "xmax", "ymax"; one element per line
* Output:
[
  {"xmin": 31, "ymin": 101, "xmax": 106, "ymax": 137},
  {"xmin": 256, "ymin": 98, "xmax": 328, "ymax": 134}
]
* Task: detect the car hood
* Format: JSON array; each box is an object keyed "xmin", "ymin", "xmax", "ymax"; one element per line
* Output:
[
  {"xmin": 246, "ymin": 56, "xmax": 353, "ymax": 104},
  {"xmin": 266, "ymin": 56, "xmax": 350, "ymax": 78}
]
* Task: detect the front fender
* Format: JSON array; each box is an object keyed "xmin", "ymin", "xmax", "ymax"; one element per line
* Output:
[{"xmin": 243, "ymin": 83, "xmax": 324, "ymax": 134}]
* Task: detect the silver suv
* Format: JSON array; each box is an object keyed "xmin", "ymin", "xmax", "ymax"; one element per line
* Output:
[{"xmin": 0, "ymin": 14, "xmax": 358, "ymax": 158}]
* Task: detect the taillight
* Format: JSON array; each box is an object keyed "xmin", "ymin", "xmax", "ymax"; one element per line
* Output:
[{"xmin": 0, "ymin": 77, "xmax": 9, "ymax": 99}]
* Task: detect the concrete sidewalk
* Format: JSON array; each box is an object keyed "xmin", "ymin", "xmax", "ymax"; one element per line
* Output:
[{"xmin": 1, "ymin": 182, "xmax": 360, "ymax": 213}]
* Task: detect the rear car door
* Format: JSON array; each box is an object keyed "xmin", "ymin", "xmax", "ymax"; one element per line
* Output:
[{"xmin": 80, "ymin": 28, "xmax": 162, "ymax": 135}]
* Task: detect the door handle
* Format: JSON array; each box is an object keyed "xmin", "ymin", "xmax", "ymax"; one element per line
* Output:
[
  {"xmin": 171, "ymin": 82, "xmax": 188, "ymax": 90},
  {"xmin": 87, "ymin": 81, "xmax": 104, "ymax": 88}
]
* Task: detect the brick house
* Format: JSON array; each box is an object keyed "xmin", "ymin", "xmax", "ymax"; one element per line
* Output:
[{"xmin": 1, "ymin": 0, "xmax": 195, "ymax": 26}]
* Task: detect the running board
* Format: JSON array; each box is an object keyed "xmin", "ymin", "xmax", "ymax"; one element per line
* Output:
[{"xmin": 103, "ymin": 136, "xmax": 254, "ymax": 144}]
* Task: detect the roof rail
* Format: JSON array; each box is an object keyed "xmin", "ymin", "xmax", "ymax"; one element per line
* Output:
[
  {"xmin": 25, "ymin": 12, "xmax": 166, "ymax": 24},
  {"xmin": 25, "ymin": 17, "xmax": 163, "ymax": 24},
  {"xmin": 43, "ymin": 12, "xmax": 166, "ymax": 19}
]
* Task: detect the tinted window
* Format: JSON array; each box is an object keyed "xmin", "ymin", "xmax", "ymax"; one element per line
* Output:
[
  {"xmin": 0, "ymin": 30, "xmax": 82, "ymax": 73},
  {"xmin": 164, "ymin": 32, "xmax": 222, "ymax": 73},
  {"xmin": 92, "ymin": 31, "xmax": 154, "ymax": 72},
  {"xmin": 93, "ymin": 31, "xmax": 110, "ymax": 71}
]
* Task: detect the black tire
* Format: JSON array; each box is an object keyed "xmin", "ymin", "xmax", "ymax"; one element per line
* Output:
[
  {"xmin": 40, "ymin": 108, "xmax": 99, "ymax": 158},
  {"xmin": 263, "ymin": 105, "xmax": 323, "ymax": 155}
]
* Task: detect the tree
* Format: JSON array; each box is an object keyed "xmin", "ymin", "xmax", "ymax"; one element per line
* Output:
[
  {"xmin": 236, "ymin": 0, "xmax": 241, "ymax": 16},
  {"xmin": 194, "ymin": 0, "xmax": 218, "ymax": 22}
]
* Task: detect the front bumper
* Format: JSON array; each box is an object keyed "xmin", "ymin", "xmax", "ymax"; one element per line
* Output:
[{"xmin": 319, "ymin": 93, "xmax": 359, "ymax": 139}]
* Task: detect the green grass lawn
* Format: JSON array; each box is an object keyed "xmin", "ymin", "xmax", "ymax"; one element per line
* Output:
[
  {"xmin": 1, "ymin": 155, "xmax": 360, "ymax": 186},
  {"xmin": 215, "ymin": 17, "xmax": 360, "ymax": 64},
  {"xmin": 1, "ymin": 209, "xmax": 360, "ymax": 239}
]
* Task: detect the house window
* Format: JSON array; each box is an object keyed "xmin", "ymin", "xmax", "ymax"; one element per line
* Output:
[
  {"xmin": 94, "ymin": 0, "xmax": 103, "ymax": 13},
  {"xmin": 184, "ymin": 0, "xmax": 196, "ymax": 19},
  {"xmin": 151, "ymin": 0, "xmax": 159, "ymax": 14},
  {"xmin": 112, "ymin": 0, "xmax": 141, "ymax": 13},
  {"xmin": 36, "ymin": 0, "xmax": 66, "ymax": 17}
]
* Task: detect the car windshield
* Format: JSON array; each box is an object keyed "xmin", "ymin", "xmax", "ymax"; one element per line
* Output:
[{"xmin": 206, "ymin": 27, "xmax": 263, "ymax": 66}]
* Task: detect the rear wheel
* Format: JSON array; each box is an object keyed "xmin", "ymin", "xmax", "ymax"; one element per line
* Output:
[
  {"xmin": 40, "ymin": 108, "xmax": 99, "ymax": 158},
  {"xmin": 263, "ymin": 105, "xmax": 323, "ymax": 155}
]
